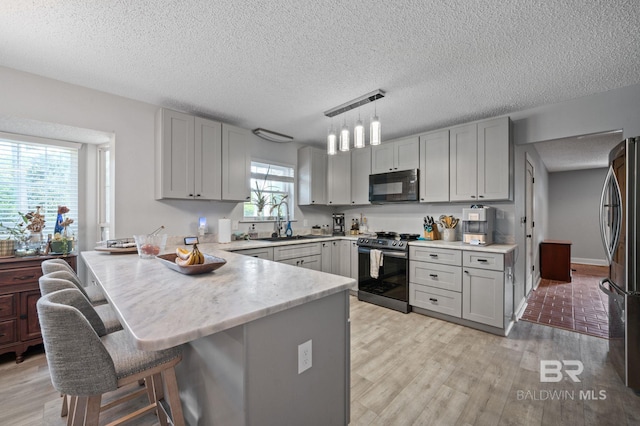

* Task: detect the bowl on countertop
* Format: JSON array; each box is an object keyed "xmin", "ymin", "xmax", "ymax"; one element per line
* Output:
[{"xmin": 133, "ymin": 234, "xmax": 167, "ymax": 259}]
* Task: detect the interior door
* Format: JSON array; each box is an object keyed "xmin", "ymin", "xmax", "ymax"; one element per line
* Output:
[{"xmin": 525, "ymin": 159, "xmax": 534, "ymax": 295}]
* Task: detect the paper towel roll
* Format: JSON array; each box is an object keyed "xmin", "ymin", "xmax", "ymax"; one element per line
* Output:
[{"xmin": 218, "ymin": 218, "xmax": 231, "ymax": 243}]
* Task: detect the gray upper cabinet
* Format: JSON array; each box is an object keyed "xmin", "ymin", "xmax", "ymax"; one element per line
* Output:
[
  {"xmin": 221, "ymin": 124, "xmax": 251, "ymax": 201},
  {"xmin": 297, "ymin": 146, "xmax": 327, "ymax": 205},
  {"xmin": 327, "ymin": 151, "xmax": 351, "ymax": 205},
  {"xmin": 195, "ymin": 117, "xmax": 223, "ymax": 200},
  {"xmin": 449, "ymin": 117, "xmax": 511, "ymax": 202},
  {"xmin": 371, "ymin": 136, "xmax": 419, "ymax": 174},
  {"xmin": 156, "ymin": 109, "xmax": 222, "ymax": 200},
  {"xmin": 419, "ymin": 130, "xmax": 449, "ymax": 202},
  {"xmin": 350, "ymin": 146, "xmax": 371, "ymax": 205}
]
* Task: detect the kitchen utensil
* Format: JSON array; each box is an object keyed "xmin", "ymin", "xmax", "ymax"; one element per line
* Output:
[{"xmin": 148, "ymin": 225, "xmax": 165, "ymax": 236}]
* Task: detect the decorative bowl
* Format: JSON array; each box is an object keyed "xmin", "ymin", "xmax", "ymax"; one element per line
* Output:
[
  {"xmin": 156, "ymin": 253, "xmax": 227, "ymax": 275},
  {"xmin": 133, "ymin": 234, "xmax": 168, "ymax": 259}
]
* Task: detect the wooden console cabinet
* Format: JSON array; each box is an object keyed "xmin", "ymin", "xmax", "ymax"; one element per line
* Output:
[
  {"xmin": 540, "ymin": 240, "xmax": 572, "ymax": 282},
  {"xmin": 0, "ymin": 255, "xmax": 77, "ymax": 363}
]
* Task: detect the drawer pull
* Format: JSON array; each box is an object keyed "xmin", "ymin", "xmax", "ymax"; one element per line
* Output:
[
  {"xmin": 477, "ymin": 259, "xmax": 488, "ymax": 263},
  {"xmin": 464, "ymin": 270, "xmax": 469, "ymax": 274},
  {"xmin": 0, "ymin": 333, "xmax": 5, "ymax": 337},
  {"xmin": 14, "ymin": 275, "xmax": 37, "ymax": 281},
  {"xmin": 429, "ymin": 254, "xmax": 438, "ymax": 258},
  {"xmin": 429, "ymin": 298, "xmax": 438, "ymax": 303},
  {"xmin": 429, "ymin": 274, "xmax": 438, "ymax": 278}
]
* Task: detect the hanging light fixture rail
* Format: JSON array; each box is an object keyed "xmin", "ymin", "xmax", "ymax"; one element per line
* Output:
[{"xmin": 323, "ymin": 89, "xmax": 385, "ymax": 118}]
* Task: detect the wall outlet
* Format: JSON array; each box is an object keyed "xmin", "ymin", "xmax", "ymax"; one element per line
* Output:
[
  {"xmin": 298, "ymin": 339, "xmax": 312, "ymax": 374},
  {"xmin": 232, "ymin": 220, "xmax": 239, "ymax": 231}
]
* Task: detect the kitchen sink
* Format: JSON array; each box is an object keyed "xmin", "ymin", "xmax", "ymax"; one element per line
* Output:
[{"xmin": 253, "ymin": 235, "xmax": 327, "ymax": 242}]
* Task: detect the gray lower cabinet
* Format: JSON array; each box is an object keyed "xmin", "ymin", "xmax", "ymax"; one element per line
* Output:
[
  {"xmin": 273, "ymin": 243, "xmax": 322, "ymax": 271},
  {"xmin": 462, "ymin": 266, "xmax": 504, "ymax": 328},
  {"xmin": 235, "ymin": 239, "xmax": 357, "ymax": 278},
  {"xmin": 409, "ymin": 247, "xmax": 462, "ymax": 317},
  {"xmin": 233, "ymin": 247, "xmax": 274, "ymax": 261},
  {"xmin": 409, "ymin": 245, "xmax": 514, "ymax": 335},
  {"xmin": 321, "ymin": 241, "xmax": 332, "ymax": 273}
]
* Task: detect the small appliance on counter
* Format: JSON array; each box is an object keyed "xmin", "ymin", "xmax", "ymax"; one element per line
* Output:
[
  {"xmin": 332, "ymin": 213, "xmax": 345, "ymax": 236},
  {"xmin": 462, "ymin": 206, "xmax": 495, "ymax": 245}
]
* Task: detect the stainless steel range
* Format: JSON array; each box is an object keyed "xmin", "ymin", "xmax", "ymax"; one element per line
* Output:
[{"xmin": 357, "ymin": 232, "xmax": 418, "ymax": 313}]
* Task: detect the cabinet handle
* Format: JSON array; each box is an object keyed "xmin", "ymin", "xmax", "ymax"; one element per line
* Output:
[
  {"xmin": 464, "ymin": 270, "xmax": 469, "ymax": 274},
  {"xmin": 300, "ymin": 259, "xmax": 304, "ymax": 264},
  {"xmin": 0, "ymin": 333, "xmax": 5, "ymax": 337},
  {"xmin": 252, "ymin": 255, "xmax": 259, "ymax": 258},
  {"xmin": 471, "ymin": 195, "xmax": 476, "ymax": 198},
  {"xmin": 14, "ymin": 275, "xmax": 36, "ymax": 281},
  {"xmin": 429, "ymin": 254, "xmax": 438, "ymax": 258},
  {"xmin": 188, "ymin": 193, "xmax": 193, "ymax": 197},
  {"xmin": 477, "ymin": 259, "xmax": 488, "ymax": 263},
  {"xmin": 196, "ymin": 194, "xmax": 201, "ymax": 197},
  {"xmin": 429, "ymin": 298, "xmax": 438, "ymax": 303},
  {"xmin": 478, "ymin": 195, "xmax": 484, "ymax": 198},
  {"xmin": 329, "ymin": 201, "xmax": 333, "ymax": 204},
  {"xmin": 246, "ymin": 196, "xmax": 250, "ymax": 200},
  {"xmin": 429, "ymin": 274, "xmax": 438, "ymax": 278},
  {"xmin": 19, "ymin": 314, "xmax": 27, "ymax": 320},
  {"xmin": 312, "ymin": 200, "xmax": 315, "ymax": 203}
]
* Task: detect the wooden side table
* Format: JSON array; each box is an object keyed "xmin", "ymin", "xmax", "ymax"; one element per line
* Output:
[
  {"xmin": 540, "ymin": 240, "xmax": 572, "ymax": 282},
  {"xmin": 0, "ymin": 254, "xmax": 77, "ymax": 363}
]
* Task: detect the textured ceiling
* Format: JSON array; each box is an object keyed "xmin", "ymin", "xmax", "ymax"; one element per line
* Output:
[
  {"xmin": 533, "ymin": 131, "xmax": 623, "ymax": 173},
  {"xmin": 0, "ymin": 1, "xmax": 639, "ymax": 168}
]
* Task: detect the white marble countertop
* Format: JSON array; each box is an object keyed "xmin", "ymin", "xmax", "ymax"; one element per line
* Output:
[
  {"xmin": 408, "ymin": 240, "xmax": 517, "ymax": 254},
  {"xmin": 82, "ymin": 249, "xmax": 355, "ymax": 351}
]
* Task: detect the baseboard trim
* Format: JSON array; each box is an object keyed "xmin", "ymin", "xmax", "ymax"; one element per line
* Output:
[{"xmin": 571, "ymin": 257, "xmax": 608, "ymax": 267}]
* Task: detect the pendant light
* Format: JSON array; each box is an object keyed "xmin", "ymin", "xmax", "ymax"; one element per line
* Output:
[
  {"xmin": 327, "ymin": 126, "xmax": 337, "ymax": 155},
  {"xmin": 323, "ymin": 89, "xmax": 385, "ymax": 154},
  {"xmin": 370, "ymin": 100, "xmax": 381, "ymax": 146},
  {"xmin": 339, "ymin": 117, "xmax": 350, "ymax": 151},
  {"xmin": 354, "ymin": 108, "xmax": 365, "ymax": 149}
]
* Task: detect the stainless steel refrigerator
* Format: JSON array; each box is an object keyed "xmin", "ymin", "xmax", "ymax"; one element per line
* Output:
[{"xmin": 599, "ymin": 136, "xmax": 640, "ymax": 393}]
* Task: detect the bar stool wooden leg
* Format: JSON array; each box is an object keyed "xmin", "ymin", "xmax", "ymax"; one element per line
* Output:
[
  {"xmin": 67, "ymin": 396, "xmax": 77, "ymax": 426},
  {"xmin": 151, "ymin": 373, "xmax": 169, "ymax": 426},
  {"xmin": 84, "ymin": 395, "xmax": 102, "ymax": 426},
  {"xmin": 60, "ymin": 393, "xmax": 68, "ymax": 417},
  {"xmin": 71, "ymin": 396, "xmax": 87, "ymax": 426},
  {"xmin": 163, "ymin": 366, "xmax": 185, "ymax": 426}
]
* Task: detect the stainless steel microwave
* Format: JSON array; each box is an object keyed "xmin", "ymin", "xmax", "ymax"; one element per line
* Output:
[{"xmin": 369, "ymin": 169, "xmax": 419, "ymax": 203}]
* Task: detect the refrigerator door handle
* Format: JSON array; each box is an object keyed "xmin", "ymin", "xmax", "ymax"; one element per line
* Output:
[
  {"xmin": 599, "ymin": 166, "xmax": 615, "ymax": 265},
  {"xmin": 600, "ymin": 277, "xmax": 631, "ymax": 297}
]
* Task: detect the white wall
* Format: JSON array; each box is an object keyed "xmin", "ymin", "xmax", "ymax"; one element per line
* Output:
[
  {"xmin": 0, "ymin": 66, "xmax": 333, "ymax": 246},
  {"xmin": 548, "ymin": 168, "xmax": 608, "ymax": 265}
]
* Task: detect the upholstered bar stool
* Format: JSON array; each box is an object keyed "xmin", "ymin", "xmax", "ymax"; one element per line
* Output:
[
  {"xmin": 37, "ymin": 289, "xmax": 185, "ymax": 426},
  {"xmin": 39, "ymin": 275, "xmax": 122, "ymax": 334},
  {"xmin": 41, "ymin": 259, "xmax": 108, "ymax": 306}
]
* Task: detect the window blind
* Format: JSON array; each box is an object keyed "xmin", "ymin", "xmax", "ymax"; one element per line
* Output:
[{"xmin": 0, "ymin": 138, "xmax": 79, "ymax": 239}]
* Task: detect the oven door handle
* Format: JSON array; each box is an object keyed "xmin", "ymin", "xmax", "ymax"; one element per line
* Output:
[{"xmin": 358, "ymin": 247, "xmax": 407, "ymax": 259}]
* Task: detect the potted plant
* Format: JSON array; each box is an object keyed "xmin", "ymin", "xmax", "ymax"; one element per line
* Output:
[
  {"xmin": 252, "ymin": 166, "xmax": 272, "ymax": 217},
  {"xmin": 0, "ymin": 213, "xmax": 33, "ymax": 256},
  {"xmin": 50, "ymin": 206, "xmax": 74, "ymax": 254}
]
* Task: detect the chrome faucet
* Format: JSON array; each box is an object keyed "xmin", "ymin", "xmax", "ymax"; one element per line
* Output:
[{"xmin": 272, "ymin": 200, "xmax": 290, "ymax": 237}]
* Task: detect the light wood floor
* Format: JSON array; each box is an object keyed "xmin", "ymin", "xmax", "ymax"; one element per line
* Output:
[{"xmin": 2, "ymin": 296, "xmax": 639, "ymax": 425}]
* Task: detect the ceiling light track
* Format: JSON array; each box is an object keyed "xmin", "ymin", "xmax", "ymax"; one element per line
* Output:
[{"xmin": 323, "ymin": 89, "xmax": 385, "ymax": 118}]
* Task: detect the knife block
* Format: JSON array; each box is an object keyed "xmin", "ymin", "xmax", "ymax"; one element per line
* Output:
[{"xmin": 424, "ymin": 228, "xmax": 440, "ymax": 240}]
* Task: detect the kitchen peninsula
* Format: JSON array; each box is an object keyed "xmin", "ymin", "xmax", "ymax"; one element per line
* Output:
[{"xmin": 82, "ymin": 249, "xmax": 354, "ymax": 426}]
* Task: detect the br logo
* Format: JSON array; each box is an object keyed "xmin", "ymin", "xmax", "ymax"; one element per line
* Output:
[{"xmin": 540, "ymin": 360, "xmax": 584, "ymax": 382}]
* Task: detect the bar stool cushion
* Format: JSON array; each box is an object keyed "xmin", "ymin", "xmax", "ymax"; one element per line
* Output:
[
  {"xmin": 40, "ymin": 264, "xmax": 108, "ymax": 306},
  {"xmin": 39, "ymin": 275, "xmax": 121, "ymax": 334},
  {"xmin": 102, "ymin": 331, "xmax": 182, "ymax": 380}
]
